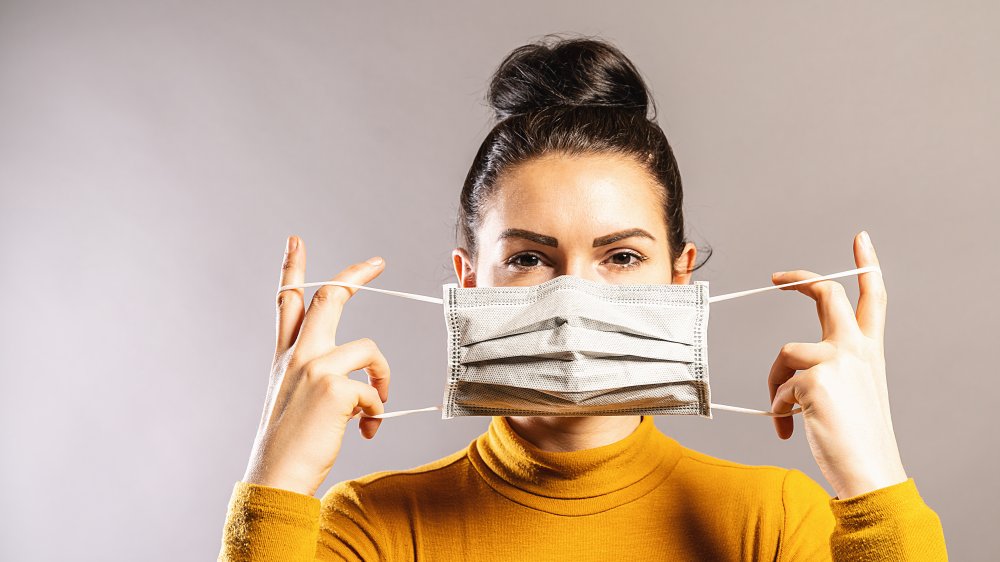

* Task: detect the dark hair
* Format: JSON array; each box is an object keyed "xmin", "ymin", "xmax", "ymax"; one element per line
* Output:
[{"xmin": 457, "ymin": 34, "xmax": 711, "ymax": 273}]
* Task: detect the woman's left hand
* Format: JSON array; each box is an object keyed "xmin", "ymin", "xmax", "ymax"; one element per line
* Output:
[{"xmin": 768, "ymin": 231, "xmax": 908, "ymax": 499}]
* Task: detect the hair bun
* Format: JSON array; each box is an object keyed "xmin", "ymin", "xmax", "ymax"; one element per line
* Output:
[{"xmin": 487, "ymin": 35, "xmax": 653, "ymax": 121}]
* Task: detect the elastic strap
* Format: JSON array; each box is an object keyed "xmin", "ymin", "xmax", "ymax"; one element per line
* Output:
[
  {"xmin": 354, "ymin": 403, "xmax": 800, "ymax": 419},
  {"xmin": 277, "ymin": 280, "xmax": 443, "ymax": 304},
  {"xmin": 277, "ymin": 265, "xmax": 881, "ymax": 307},
  {"xmin": 708, "ymin": 266, "xmax": 880, "ymax": 303},
  {"xmin": 352, "ymin": 406, "xmax": 442, "ymax": 419}
]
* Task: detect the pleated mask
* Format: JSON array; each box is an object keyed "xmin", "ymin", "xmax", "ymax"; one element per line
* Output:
[{"xmin": 278, "ymin": 265, "xmax": 878, "ymax": 420}]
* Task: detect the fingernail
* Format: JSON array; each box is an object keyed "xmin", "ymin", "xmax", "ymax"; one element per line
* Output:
[
  {"xmin": 773, "ymin": 271, "xmax": 786, "ymax": 277},
  {"xmin": 286, "ymin": 236, "xmax": 295, "ymax": 253},
  {"xmin": 366, "ymin": 256, "xmax": 383, "ymax": 266},
  {"xmin": 861, "ymin": 231, "xmax": 872, "ymax": 248}
]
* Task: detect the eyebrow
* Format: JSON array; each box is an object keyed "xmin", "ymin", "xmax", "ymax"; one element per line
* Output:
[
  {"xmin": 497, "ymin": 228, "xmax": 656, "ymax": 248},
  {"xmin": 592, "ymin": 228, "xmax": 656, "ymax": 247},
  {"xmin": 498, "ymin": 228, "xmax": 558, "ymax": 247}
]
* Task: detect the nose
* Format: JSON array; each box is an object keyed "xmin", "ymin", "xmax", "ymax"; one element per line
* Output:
[{"xmin": 556, "ymin": 256, "xmax": 606, "ymax": 283}]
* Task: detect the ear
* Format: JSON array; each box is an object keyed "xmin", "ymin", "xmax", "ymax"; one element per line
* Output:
[
  {"xmin": 671, "ymin": 242, "xmax": 697, "ymax": 285},
  {"xmin": 452, "ymin": 247, "xmax": 477, "ymax": 288}
]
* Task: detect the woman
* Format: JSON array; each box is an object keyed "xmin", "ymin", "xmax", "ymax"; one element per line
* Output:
[{"xmin": 220, "ymin": 36, "xmax": 946, "ymax": 560}]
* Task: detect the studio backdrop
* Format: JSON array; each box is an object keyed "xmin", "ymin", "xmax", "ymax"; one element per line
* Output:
[{"xmin": 1, "ymin": 1, "xmax": 996, "ymax": 560}]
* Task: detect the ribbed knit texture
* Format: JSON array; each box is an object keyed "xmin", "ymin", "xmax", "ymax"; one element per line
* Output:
[{"xmin": 220, "ymin": 416, "xmax": 947, "ymax": 561}]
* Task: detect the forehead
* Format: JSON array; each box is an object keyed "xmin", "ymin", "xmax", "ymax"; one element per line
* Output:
[{"xmin": 482, "ymin": 152, "xmax": 667, "ymax": 242}]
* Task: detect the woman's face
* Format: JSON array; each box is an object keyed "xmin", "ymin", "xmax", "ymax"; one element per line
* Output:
[{"xmin": 452, "ymin": 152, "xmax": 696, "ymax": 288}]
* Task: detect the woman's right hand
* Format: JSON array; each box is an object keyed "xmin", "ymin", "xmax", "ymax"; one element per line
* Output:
[{"xmin": 242, "ymin": 235, "xmax": 390, "ymax": 497}]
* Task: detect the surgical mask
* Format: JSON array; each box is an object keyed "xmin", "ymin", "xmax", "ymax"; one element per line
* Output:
[{"xmin": 278, "ymin": 265, "xmax": 878, "ymax": 420}]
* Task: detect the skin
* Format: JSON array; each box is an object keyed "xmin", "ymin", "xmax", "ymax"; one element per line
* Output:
[{"xmin": 244, "ymin": 151, "xmax": 908, "ymax": 501}]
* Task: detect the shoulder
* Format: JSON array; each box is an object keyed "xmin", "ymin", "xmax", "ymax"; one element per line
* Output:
[
  {"xmin": 311, "ymin": 445, "xmax": 475, "ymax": 559},
  {"xmin": 320, "ymin": 444, "xmax": 475, "ymax": 517},
  {"xmin": 672, "ymin": 445, "xmax": 832, "ymax": 507},
  {"xmin": 666, "ymin": 444, "xmax": 836, "ymax": 545},
  {"xmin": 675, "ymin": 445, "xmax": 788, "ymax": 481}
]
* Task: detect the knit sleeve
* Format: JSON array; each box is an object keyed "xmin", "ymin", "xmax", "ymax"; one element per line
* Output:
[
  {"xmin": 217, "ymin": 481, "xmax": 323, "ymax": 561},
  {"xmin": 217, "ymin": 479, "xmax": 399, "ymax": 561},
  {"xmin": 779, "ymin": 469, "xmax": 948, "ymax": 561},
  {"xmin": 829, "ymin": 477, "xmax": 948, "ymax": 561}
]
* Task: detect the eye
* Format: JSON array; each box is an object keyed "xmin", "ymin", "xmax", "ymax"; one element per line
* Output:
[
  {"xmin": 603, "ymin": 250, "xmax": 647, "ymax": 269},
  {"xmin": 506, "ymin": 252, "xmax": 545, "ymax": 269}
]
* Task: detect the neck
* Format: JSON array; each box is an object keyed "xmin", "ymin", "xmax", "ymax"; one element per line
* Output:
[{"xmin": 505, "ymin": 415, "xmax": 642, "ymax": 452}]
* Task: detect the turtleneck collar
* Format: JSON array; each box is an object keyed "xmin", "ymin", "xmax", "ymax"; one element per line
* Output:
[{"xmin": 467, "ymin": 416, "xmax": 683, "ymax": 516}]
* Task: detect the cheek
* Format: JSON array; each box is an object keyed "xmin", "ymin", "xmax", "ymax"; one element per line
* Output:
[{"xmin": 634, "ymin": 263, "xmax": 675, "ymax": 284}]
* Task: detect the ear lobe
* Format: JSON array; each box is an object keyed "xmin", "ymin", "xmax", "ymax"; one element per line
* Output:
[{"xmin": 452, "ymin": 248, "xmax": 477, "ymax": 288}]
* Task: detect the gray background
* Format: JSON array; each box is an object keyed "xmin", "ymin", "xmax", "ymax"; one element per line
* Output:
[{"xmin": 1, "ymin": 1, "xmax": 996, "ymax": 560}]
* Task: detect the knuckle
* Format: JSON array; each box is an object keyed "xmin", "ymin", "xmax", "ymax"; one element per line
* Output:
[
  {"xmin": 276, "ymin": 291, "xmax": 300, "ymax": 309},
  {"xmin": 313, "ymin": 285, "xmax": 349, "ymax": 307},
  {"xmin": 774, "ymin": 382, "xmax": 792, "ymax": 399},
  {"xmin": 308, "ymin": 290, "xmax": 329, "ymax": 308},
  {"xmin": 347, "ymin": 337, "xmax": 381, "ymax": 359},
  {"xmin": 821, "ymin": 281, "xmax": 846, "ymax": 297},
  {"xmin": 795, "ymin": 373, "xmax": 819, "ymax": 396},
  {"xmin": 310, "ymin": 288, "xmax": 330, "ymax": 305},
  {"xmin": 308, "ymin": 371, "xmax": 340, "ymax": 395},
  {"xmin": 779, "ymin": 342, "xmax": 798, "ymax": 359},
  {"xmin": 302, "ymin": 360, "xmax": 333, "ymax": 386},
  {"xmin": 368, "ymin": 360, "xmax": 390, "ymax": 377},
  {"xmin": 302, "ymin": 359, "xmax": 321, "ymax": 380}
]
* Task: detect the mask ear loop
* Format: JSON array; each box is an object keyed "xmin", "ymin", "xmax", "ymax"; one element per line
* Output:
[
  {"xmin": 711, "ymin": 403, "xmax": 799, "ymax": 417},
  {"xmin": 355, "ymin": 404, "xmax": 794, "ymax": 419},
  {"xmin": 351, "ymin": 406, "xmax": 442, "ymax": 419},
  {"xmin": 708, "ymin": 266, "xmax": 880, "ymax": 303},
  {"xmin": 277, "ymin": 280, "xmax": 444, "ymax": 304},
  {"xmin": 278, "ymin": 266, "xmax": 881, "ymax": 419}
]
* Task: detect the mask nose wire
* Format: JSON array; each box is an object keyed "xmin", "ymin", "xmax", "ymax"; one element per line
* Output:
[{"xmin": 276, "ymin": 265, "xmax": 882, "ymax": 419}]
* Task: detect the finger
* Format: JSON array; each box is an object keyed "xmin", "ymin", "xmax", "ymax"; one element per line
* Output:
[
  {"xmin": 767, "ymin": 342, "xmax": 834, "ymax": 392},
  {"xmin": 771, "ymin": 270, "xmax": 860, "ymax": 341},
  {"xmin": 276, "ymin": 236, "xmax": 306, "ymax": 356},
  {"xmin": 767, "ymin": 342, "xmax": 833, "ymax": 440},
  {"xmin": 343, "ymin": 379, "xmax": 385, "ymax": 439},
  {"xmin": 771, "ymin": 376, "xmax": 803, "ymax": 440},
  {"xmin": 306, "ymin": 337, "xmax": 391, "ymax": 402},
  {"xmin": 295, "ymin": 256, "xmax": 385, "ymax": 359},
  {"xmin": 854, "ymin": 231, "xmax": 887, "ymax": 342}
]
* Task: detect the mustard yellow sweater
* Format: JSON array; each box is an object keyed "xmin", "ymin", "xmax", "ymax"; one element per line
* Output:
[{"xmin": 220, "ymin": 416, "xmax": 947, "ymax": 561}]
